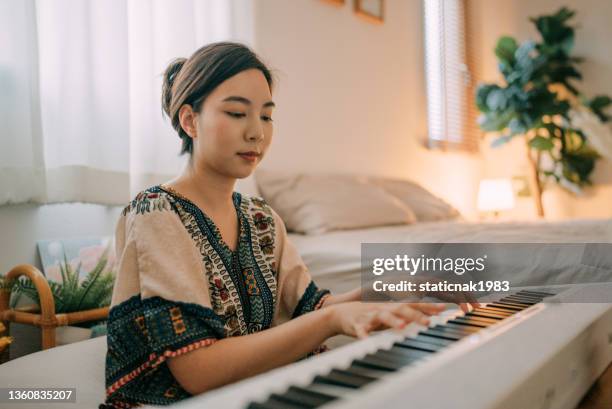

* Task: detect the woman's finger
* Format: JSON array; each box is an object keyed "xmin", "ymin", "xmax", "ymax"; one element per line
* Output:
[
  {"xmin": 353, "ymin": 323, "xmax": 369, "ymax": 339},
  {"xmin": 463, "ymin": 292, "xmax": 481, "ymax": 309},
  {"xmin": 407, "ymin": 302, "xmax": 446, "ymax": 315},
  {"xmin": 390, "ymin": 305, "xmax": 430, "ymax": 326},
  {"xmin": 373, "ymin": 310, "xmax": 406, "ymax": 331}
]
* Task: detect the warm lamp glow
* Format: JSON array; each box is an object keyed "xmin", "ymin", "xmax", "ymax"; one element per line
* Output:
[{"xmin": 477, "ymin": 179, "xmax": 515, "ymax": 213}]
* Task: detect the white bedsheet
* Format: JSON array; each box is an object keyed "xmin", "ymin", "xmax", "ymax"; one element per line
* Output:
[{"xmin": 289, "ymin": 219, "xmax": 612, "ymax": 293}]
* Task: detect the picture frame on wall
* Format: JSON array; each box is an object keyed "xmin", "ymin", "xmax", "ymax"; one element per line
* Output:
[{"xmin": 354, "ymin": 0, "xmax": 384, "ymax": 23}]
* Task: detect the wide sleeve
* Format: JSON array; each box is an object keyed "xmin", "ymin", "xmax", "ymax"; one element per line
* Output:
[
  {"xmin": 271, "ymin": 208, "xmax": 331, "ymax": 325},
  {"xmin": 104, "ymin": 194, "xmax": 225, "ymax": 408}
]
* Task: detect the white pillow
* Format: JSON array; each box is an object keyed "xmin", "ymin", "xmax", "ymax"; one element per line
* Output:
[
  {"xmin": 255, "ymin": 171, "xmax": 416, "ymax": 234},
  {"xmin": 371, "ymin": 177, "xmax": 461, "ymax": 221}
]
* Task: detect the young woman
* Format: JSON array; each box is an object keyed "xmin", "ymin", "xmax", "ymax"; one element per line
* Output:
[{"xmin": 101, "ymin": 42, "xmax": 448, "ymax": 408}]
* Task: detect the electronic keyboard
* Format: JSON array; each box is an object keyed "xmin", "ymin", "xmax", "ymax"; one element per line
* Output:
[{"xmin": 161, "ymin": 285, "xmax": 612, "ymax": 409}]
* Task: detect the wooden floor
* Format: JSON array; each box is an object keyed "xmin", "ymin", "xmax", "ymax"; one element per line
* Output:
[{"xmin": 577, "ymin": 362, "xmax": 612, "ymax": 409}]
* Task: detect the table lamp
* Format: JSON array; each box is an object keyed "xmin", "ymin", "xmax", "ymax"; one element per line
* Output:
[{"xmin": 477, "ymin": 178, "xmax": 515, "ymax": 218}]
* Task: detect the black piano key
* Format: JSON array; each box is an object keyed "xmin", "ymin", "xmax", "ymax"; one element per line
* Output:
[
  {"xmin": 285, "ymin": 386, "xmax": 337, "ymax": 406},
  {"xmin": 413, "ymin": 333, "xmax": 456, "ymax": 347},
  {"xmin": 305, "ymin": 382, "xmax": 354, "ymax": 398},
  {"xmin": 264, "ymin": 395, "xmax": 310, "ymax": 409},
  {"xmin": 269, "ymin": 392, "xmax": 318, "ymax": 408},
  {"xmin": 473, "ymin": 307, "xmax": 514, "ymax": 317},
  {"xmin": 421, "ymin": 328, "xmax": 466, "ymax": 341},
  {"xmin": 443, "ymin": 322, "xmax": 483, "ymax": 332},
  {"xmin": 346, "ymin": 364, "xmax": 388, "ymax": 379},
  {"xmin": 501, "ymin": 296, "xmax": 538, "ymax": 305},
  {"xmin": 507, "ymin": 294, "xmax": 542, "ymax": 302},
  {"xmin": 474, "ymin": 305, "xmax": 516, "ymax": 317},
  {"xmin": 433, "ymin": 323, "xmax": 479, "ymax": 335},
  {"xmin": 518, "ymin": 290, "xmax": 554, "ymax": 297},
  {"xmin": 372, "ymin": 348, "xmax": 423, "ymax": 364},
  {"xmin": 394, "ymin": 339, "xmax": 442, "ymax": 353},
  {"xmin": 489, "ymin": 302, "xmax": 525, "ymax": 311},
  {"xmin": 271, "ymin": 387, "xmax": 337, "ymax": 408},
  {"xmin": 447, "ymin": 318, "xmax": 490, "ymax": 328},
  {"xmin": 313, "ymin": 369, "xmax": 375, "ymax": 389},
  {"xmin": 353, "ymin": 355, "xmax": 403, "ymax": 371},
  {"xmin": 455, "ymin": 315, "xmax": 500, "ymax": 325},
  {"xmin": 466, "ymin": 311, "xmax": 505, "ymax": 320},
  {"xmin": 497, "ymin": 300, "xmax": 532, "ymax": 308},
  {"xmin": 510, "ymin": 291, "xmax": 544, "ymax": 298}
]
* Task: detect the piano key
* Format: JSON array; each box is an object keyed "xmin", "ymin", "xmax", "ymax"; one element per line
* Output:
[
  {"xmin": 413, "ymin": 333, "xmax": 456, "ymax": 347},
  {"xmin": 353, "ymin": 355, "xmax": 403, "ymax": 371},
  {"xmin": 419, "ymin": 328, "xmax": 465, "ymax": 341},
  {"xmin": 447, "ymin": 318, "xmax": 490, "ymax": 328},
  {"xmin": 434, "ymin": 323, "xmax": 481, "ymax": 334},
  {"xmin": 305, "ymin": 382, "xmax": 355, "ymax": 399},
  {"xmin": 284, "ymin": 386, "xmax": 337, "ymax": 406},
  {"xmin": 518, "ymin": 289, "xmax": 554, "ymax": 297},
  {"xmin": 511, "ymin": 291, "xmax": 545, "ymax": 298},
  {"xmin": 466, "ymin": 311, "xmax": 505, "ymax": 320},
  {"xmin": 506, "ymin": 294, "xmax": 542, "ymax": 302},
  {"xmin": 501, "ymin": 296, "xmax": 538, "ymax": 305},
  {"xmin": 264, "ymin": 395, "xmax": 310, "ymax": 409},
  {"xmin": 455, "ymin": 315, "xmax": 500, "ymax": 325},
  {"xmin": 372, "ymin": 348, "xmax": 424, "ymax": 364},
  {"xmin": 345, "ymin": 364, "xmax": 389, "ymax": 379},
  {"xmin": 498, "ymin": 297, "xmax": 538, "ymax": 305},
  {"xmin": 489, "ymin": 302, "xmax": 526, "ymax": 311},
  {"xmin": 268, "ymin": 392, "xmax": 318, "ymax": 408},
  {"xmin": 443, "ymin": 321, "xmax": 486, "ymax": 331},
  {"xmin": 477, "ymin": 305, "xmax": 516, "ymax": 314},
  {"xmin": 394, "ymin": 339, "xmax": 443, "ymax": 353},
  {"xmin": 473, "ymin": 307, "xmax": 514, "ymax": 317},
  {"xmin": 313, "ymin": 369, "xmax": 375, "ymax": 389}
]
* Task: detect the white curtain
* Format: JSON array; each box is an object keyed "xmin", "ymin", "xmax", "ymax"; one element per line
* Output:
[{"xmin": 0, "ymin": 0, "xmax": 254, "ymax": 205}]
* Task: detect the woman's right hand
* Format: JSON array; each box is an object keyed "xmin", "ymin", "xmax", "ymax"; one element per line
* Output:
[{"xmin": 329, "ymin": 302, "xmax": 446, "ymax": 339}]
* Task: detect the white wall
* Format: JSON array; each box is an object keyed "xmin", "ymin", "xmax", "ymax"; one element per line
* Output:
[{"xmin": 252, "ymin": 0, "xmax": 483, "ymax": 219}]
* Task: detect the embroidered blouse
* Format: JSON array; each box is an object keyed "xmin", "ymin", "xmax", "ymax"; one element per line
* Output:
[{"xmin": 101, "ymin": 185, "xmax": 331, "ymax": 408}]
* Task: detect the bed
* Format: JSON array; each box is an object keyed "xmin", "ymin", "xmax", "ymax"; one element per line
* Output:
[{"xmin": 290, "ymin": 219, "xmax": 612, "ymax": 294}]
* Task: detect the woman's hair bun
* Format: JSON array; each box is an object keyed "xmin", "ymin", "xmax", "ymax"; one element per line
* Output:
[{"xmin": 162, "ymin": 58, "xmax": 187, "ymax": 118}]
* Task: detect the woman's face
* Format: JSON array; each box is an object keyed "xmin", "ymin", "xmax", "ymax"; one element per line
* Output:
[{"xmin": 187, "ymin": 68, "xmax": 274, "ymax": 179}]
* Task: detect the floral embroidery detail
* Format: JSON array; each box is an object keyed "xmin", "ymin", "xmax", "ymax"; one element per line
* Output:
[
  {"xmin": 243, "ymin": 268, "xmax": 260, "ymax": 295},
  {"xmin": 253, "ymin": 212, "xmax": 272, "ymax": 231},
  {"xmin": 122, "ymin": 191, "xmax": 169, "ymax": 216},
  {"xmin": 259, "ymin": 235, "xmax": 274, "ymax": 255},
  {"xmin": 213, "ymin": 278, "xmax": 229, "ymax": 301},
  {"xmin": 250, "ymin": 196, "xmax": 268, "ymax": 209}
]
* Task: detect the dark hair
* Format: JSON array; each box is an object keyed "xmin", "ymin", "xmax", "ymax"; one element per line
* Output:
[{"xmin": 162, "ymin": 42, "xmax": 274, "ymax": 155}]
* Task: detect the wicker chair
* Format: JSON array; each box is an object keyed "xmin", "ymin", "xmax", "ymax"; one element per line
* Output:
[{"xmin": 0, "ymin": 264, "xmax": 109, "ymax": 359}]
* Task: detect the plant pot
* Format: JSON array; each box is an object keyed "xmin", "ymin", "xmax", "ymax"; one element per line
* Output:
[{"xmin": 56, "ymin": 325, "xmax": 92, "ymax": 346}]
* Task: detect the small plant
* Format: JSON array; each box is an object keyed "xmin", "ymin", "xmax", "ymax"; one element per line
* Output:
[
  {"xmin": 10, "ymin": 248, "xmax": 115, "ymax": 314},
  {"xmin": 476, "ymin": 7, "xmax": 612, "ymax": 216}
]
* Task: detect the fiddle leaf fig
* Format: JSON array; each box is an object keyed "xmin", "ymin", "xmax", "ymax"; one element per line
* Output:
[{"xmin": 476, "ymin": 7, "xmax": 611, "ymax": 193}]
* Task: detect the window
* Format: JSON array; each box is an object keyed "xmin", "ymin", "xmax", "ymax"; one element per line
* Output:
[{"xmin": 424, "ymin": 0, "xmax": 479, "ymax": 151}]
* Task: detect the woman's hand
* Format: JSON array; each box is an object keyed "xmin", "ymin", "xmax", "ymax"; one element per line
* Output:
[{"xmin": 329, "ymin": 302, "xmax": 446, "ymax": 339}]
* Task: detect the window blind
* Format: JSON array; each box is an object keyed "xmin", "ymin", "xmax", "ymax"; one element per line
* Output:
[{"xmin": 424, "ymin": 0, "xmax": 479, "ymax": 151}]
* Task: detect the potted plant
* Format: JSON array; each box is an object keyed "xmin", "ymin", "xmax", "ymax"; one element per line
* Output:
[
  {"xmin": 476, "ymin": 7, "xmax": 612, "ymax": 217},
  {"xmin": 10, "ymin": 248, "xmax": 115, "ymax": 345}
]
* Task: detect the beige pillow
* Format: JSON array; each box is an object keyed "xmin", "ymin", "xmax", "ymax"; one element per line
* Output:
[
  {"xmin": 255, "ymin": 171, "xmax": 417, "ymax": 234},
  {"xmin": 371, "ymin": 177, "xmax": 461, "ymax": 221}
]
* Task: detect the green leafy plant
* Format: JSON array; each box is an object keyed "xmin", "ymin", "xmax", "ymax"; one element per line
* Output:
[
  {"xmin": 476, "ymin": 7, "xmax": 612, "ymax": 216},
  {"xmin": 10, "ymin": 248, "xmax": 115, "ymax": 314}
]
